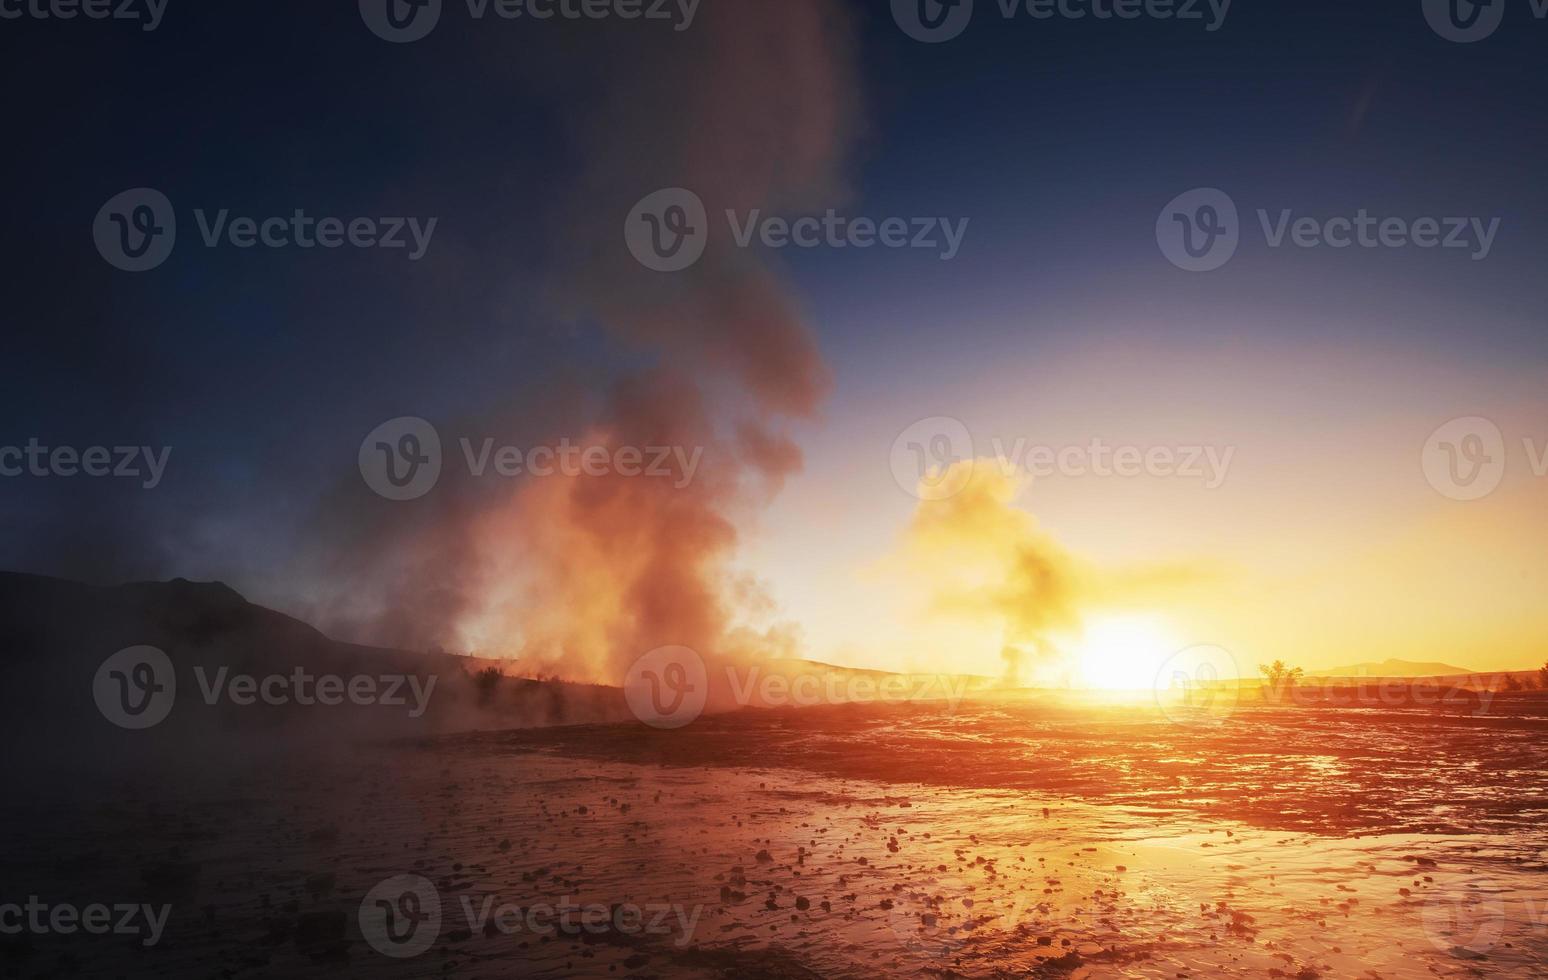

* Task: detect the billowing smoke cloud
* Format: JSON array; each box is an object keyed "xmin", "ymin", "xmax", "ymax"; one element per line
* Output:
[
  {"xmin": 302, "ymin": 0, "xmax": 859, "ymax": 684},
  {"xmin": 887, "ymin": 460, "xmax": 1213, "ymax": 686},
  {"xmin": 0, "ymin": 0, "xmax": 858, "ymax": 693}
]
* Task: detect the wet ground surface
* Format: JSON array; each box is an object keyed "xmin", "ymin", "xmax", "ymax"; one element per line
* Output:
[
  {"xmin": 3, "ymin": 699, "xmax": 1546, "ymax": 978},
  {"xmin": 489, "ymin": 699, "xmax": 1548, "ymax": 836}
]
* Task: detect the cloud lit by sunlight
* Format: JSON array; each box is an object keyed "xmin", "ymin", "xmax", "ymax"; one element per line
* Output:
[{"xmin": 880, "ymin": 459, "xmax": 1211, "ymax": 686}]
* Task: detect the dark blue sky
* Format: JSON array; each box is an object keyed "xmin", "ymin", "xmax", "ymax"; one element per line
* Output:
[{"xmin": 3, "ymin": 0, "xmax": 1545, "ymax": 629}]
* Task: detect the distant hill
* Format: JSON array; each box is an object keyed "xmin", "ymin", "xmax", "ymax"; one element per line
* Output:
[
  {"xmin": 1306, "ymin": 658, "xmax": 1475, "ymax": 678},
  {"xmin": 0, "ymin": 570, "xmax": 634, "ymax": 774}
]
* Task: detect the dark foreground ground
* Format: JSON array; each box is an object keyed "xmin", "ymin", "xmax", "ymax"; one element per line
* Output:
[{"xmin": 3, "ymin": 698, "xmax": 1546, "ymax": 979}]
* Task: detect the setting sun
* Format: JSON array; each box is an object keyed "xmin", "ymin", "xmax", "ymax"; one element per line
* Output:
[{"xmin": 1074, "ymin": 615, "xmax": 1178, "ymax": 690}]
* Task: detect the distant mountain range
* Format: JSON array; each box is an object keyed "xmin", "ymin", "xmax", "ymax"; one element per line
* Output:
[{"xmin": 1305, "ymin": 658, "xmax": 1477, "ymax": 678}]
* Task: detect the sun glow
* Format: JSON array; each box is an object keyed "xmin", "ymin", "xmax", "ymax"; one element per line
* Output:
[{"xmin": 1075, "ymin": 615, "xmax": 1178, "ymax": 690}]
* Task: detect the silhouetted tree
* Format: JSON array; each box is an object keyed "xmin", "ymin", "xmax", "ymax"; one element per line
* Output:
[
  {"xmin": 1259, "ymin": 660, "xmax": 1304, "ymax": 697},
  {"xmin": 473, "ymin": 666, "xmax": 503, "ymax": 706}
]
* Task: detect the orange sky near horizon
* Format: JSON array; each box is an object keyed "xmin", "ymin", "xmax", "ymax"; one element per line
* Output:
[{"xmin": 741, "ymin": 331, "xmax": 1548, "ymax": 681}]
